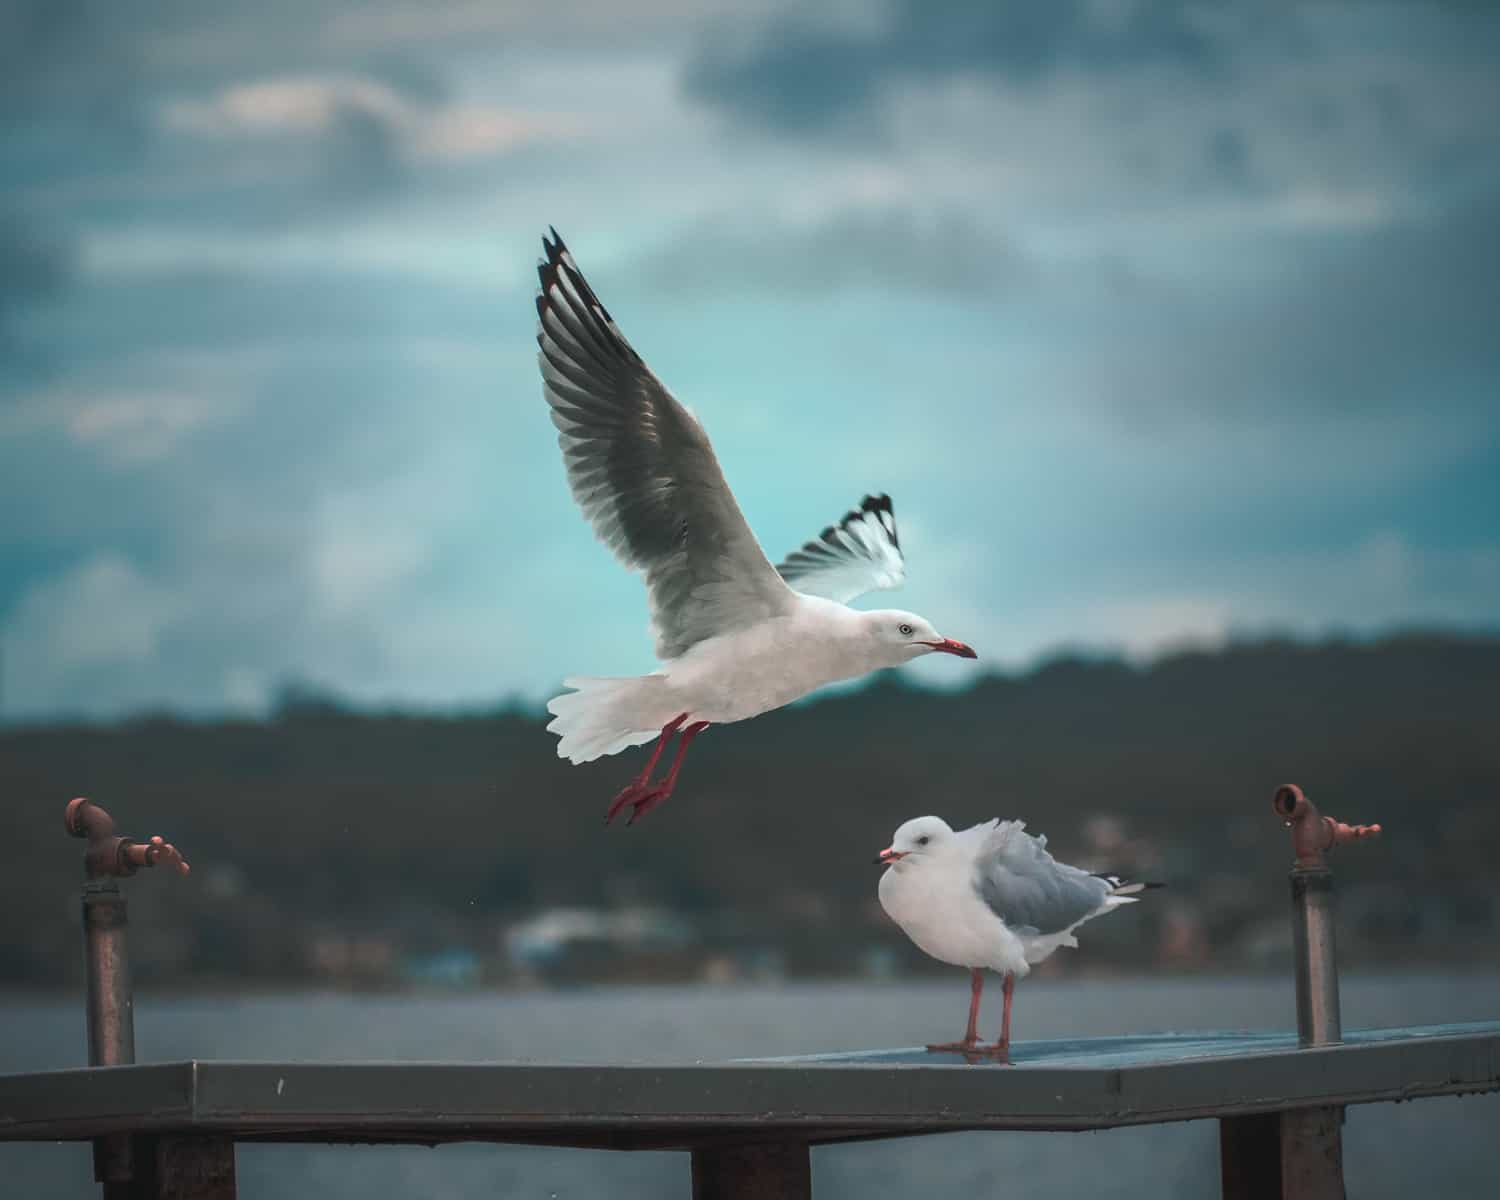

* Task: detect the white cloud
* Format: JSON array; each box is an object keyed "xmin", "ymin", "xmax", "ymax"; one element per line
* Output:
[
  {"xmin": 1, "ymin": 350, "xmax": 256, "ymax": 465},
  {"xmin": 59, "ymin": 390, "xmax": 237, "ymax": 464},
  {"xmin": 900, "ymin": 528, "xmax": 1498, "ymax": 687},
  {"xmin": 312, "ymin": 528, "xmax": 429, "ymax": 618},
  {"xmin": 2, "ymin": 556, "xmax": 181, "ymax": 712},
  {"xmin": 1239, "ymin": 532, "xmax": 1500, "ymax": 633},
  {"xmin": 320, "ymin": 0, "xmax": 792, "ymax": 53},
  {"xmin": 222, "ymin": 665, "xmax": 272, "ymax": 713},
  {"xmin": 161, "ymin": 73, "xmax": 577, "ymax": 163},
  {"xmin": 1076, "ymin": 597, "xmax": 1234, "ymax": 661},
  {"xmin": 164, "ymin": 76, "xmax": 410, "ymax": 138}
]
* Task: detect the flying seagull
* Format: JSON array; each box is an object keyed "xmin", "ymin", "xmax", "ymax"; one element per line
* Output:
[
  {"xmin": 536, "ymin": 229, "xmax": 978, "ymax": 824},
  {"xmin": 877, "ymin": 816, "xmax": 1161, "ymax": 1061}
]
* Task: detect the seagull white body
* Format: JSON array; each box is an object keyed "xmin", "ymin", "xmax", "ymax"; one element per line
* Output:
[
  {"xmin": 559, "ymin": 592, "xmax": 931, "ymax": 744},
  {"xmin": 878, "ymin": 816, "xmax": 1158, "ymax": 1058},
  {"xmin": 533, "ymin": 229, "xmax": 977, "ymax": 820},
  {"xmin": 650, "ymin": 595, "xmax": 889, "ymax": 725}
]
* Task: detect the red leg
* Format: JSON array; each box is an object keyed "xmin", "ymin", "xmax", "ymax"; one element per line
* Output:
[
  {"xmin": 633, "ymin": 714, "xmax": 687, "ymax": 784},
  {"xmin": 605, "ymin": 714, "xmax": 688, "ymax": 824},
  {"xmin": 926, "ymin": 968, "xmax": 985, "ymax": 1053},
  {"xmin": 625, "ymin": 721, "xmax": 710, "ymax": 824},
  {"xmin": 980, "ymin": 972, "xmax": 1015, "ymax": 1063}
]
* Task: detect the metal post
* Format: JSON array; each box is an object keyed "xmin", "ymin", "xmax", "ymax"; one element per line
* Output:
[
  {"xmin": 65, "ymin": 798, "xmax": 192, "ymax": 1200},
  {"xmin": 1221, "ymin": 786, "xmax": 1381, "ymax": 1200},
  {"xmin": 691, "ymin": 1141, "xmax": 812, "ymax": 1200},
  {"xmin": 1279, "ymin": 1108, "xmax": 1346, "ymax": 1199},
  {"xmin": 1219, "ymin": 1112, "xmax": 1282, "ymax": 1200},
  {"xmin": 152, "ymin": 1135, "xmax": 238, "ymax": 1200},
  {"xmin": 83, "ymin": 876, "xmax": 139, "ymax": 1198},
  {"xmin": 1269, "ymin": 785, "xmax": 1379, "ymax": 1200},
  {"xmin": 1288, "ymin": 867, "xmax": 1340, "ymax": 1047},
  {"xmin": 84, "ymin": 879, "xmax": 137, "ymax": 1067}
]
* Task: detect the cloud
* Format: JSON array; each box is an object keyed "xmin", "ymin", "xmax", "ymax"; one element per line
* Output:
[
  {"xmin": 1067, "ymin": 189, "xmax": 1500, "ymax": 433},
  {"xmin": 903, "ymin": 527, "xmax": 1500, "ymax": 684},
  {"xmin": 681, "ymin": 1, "xmax": 1500, "ymax": 247},
  {"xmin": 1075, "ymin": 597, "xmax": 1234, "ymax": 661},
  {"xmin": 318, "ymin": 0, "xmax": 791, "ymax": 54},
  {"xmin": 65, "ymin": 390, "xmax": 242, "ymax": 464},
  {"xmin": 631, "ymin": 207, "xmax": 1032, "ymax": 298},
  {"xmin": 685, "ymin": 0, "xmax": 1234, "ymax": 136},
  {"xmin": 0, "ymin": 217, "xmax": 72, "ymax": 383},
  {"xmin": 174, "ymin": 75, "xmax": 387, "ymax": 202},
  {"xmin": 0, "ymin": 0, "xmax": 150, "ymax": 143},
  {"xmin": 0, "ymin": 345, "xmax": 266, "ymax": 467},
  {"xmin": 2, "ymin": 0, "xmax": 1497, "ymax": 722},
  {"xmin": 162, "ymin": 74, "xmax": 569, "ymax": 169},
  {"xmin": 0, "ymin": 217, "xmax": 70, "ymax": 321},
  {"xmin": 3, "ymin": 554, "xmax": 180, "ymax": 688}
]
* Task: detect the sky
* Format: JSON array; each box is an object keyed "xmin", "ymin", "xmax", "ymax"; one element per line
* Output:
[{"xmin": 1, "ymin": 0, "xmax": 1498, "ymax": 722}]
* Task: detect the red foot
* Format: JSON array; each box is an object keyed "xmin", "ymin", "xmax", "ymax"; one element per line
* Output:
[
  {"xmin": 606, "ymin": 781, "xmax": 672, "ymax": 825},
  {"xmin": 925, "ymin": 1039, "xmax": 1011, "ymax": 1064},
  {"xmin": 925, "ymin": 1039, "xmax": 981, "ymax": 1054},
  {"xmin": 603, "ymin": 717, "xmax": 710, "ymax": 826}
]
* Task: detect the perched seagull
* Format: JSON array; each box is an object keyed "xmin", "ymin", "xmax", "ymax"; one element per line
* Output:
[
  {"xmin": 535, "ymin": 229, "xmax": 978, "ymax": 824},
  {"xmin": 877, "ymin": 816, "xmax": 1161, "ymax": 1061}
]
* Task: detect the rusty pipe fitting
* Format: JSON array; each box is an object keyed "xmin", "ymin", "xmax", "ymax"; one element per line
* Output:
[
  {"xmin": 1272, "ymin": 784, "xmax": 1380, "ymax": 869},
  {"xmin": 65, "ymin": 797, "xmax": 190, "ymax": 879}
]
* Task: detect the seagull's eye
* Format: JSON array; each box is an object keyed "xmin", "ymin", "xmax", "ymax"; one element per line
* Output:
[
  {"xmin": 898, "ymin": 623, "xmax": 914, "ymax": 636},
  {"xmin": 916, "ymin": 835, "xmax": 930, "ymax": 846}
]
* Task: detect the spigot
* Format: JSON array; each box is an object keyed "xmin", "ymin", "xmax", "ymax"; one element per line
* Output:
[
  {"xmin": 65, "ymin": 797, "xmax": 191, "ymax": 879},
  {"xmin": 1272, "ymin": 784, "xmax": 1380, "ymax": 870}
]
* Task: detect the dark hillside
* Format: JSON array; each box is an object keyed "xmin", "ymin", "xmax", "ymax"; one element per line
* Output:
[{"xmin": 3, "ymin": 633, "xmax": 1496, "ymax": 986}]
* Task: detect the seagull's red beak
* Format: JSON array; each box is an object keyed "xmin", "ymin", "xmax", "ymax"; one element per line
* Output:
[
  {"xmin": 876, "ymin": 847, "xmax": 906, "ymax": 866},
  {"xmin": 922, "ymin": 638, "xmax": 978, "ymax": 659}
]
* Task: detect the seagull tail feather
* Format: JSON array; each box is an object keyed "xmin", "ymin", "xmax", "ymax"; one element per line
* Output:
[{"xmin": 545, "ymin": 675, "xmax": 672, "ymax": 764}]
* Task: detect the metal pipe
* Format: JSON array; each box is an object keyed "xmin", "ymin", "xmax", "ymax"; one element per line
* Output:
[
  {"xmin": 65, "ymin": 798, "xmax": 189, "ymax": 1198},
  {"xmin": 1289, "ymin": 867, "xmax": 1340, "ymax": 1046},
  {"xmin": 1266, "ymin": 784, "xmax": 1380, "ymax": 1200},
  {"xmin": 1271, "ymin": 784, "xmax": 1379, "ymax": 1049},
  {"xmin": 82, "ymin": 880, "xmax": 136, "ymax": 1067}
]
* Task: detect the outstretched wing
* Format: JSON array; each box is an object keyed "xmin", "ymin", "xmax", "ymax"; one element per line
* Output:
[
  {"xmin": 775, "ymin": 494, "xmax": 905, "ymax": 604},
  {"xmin": 537, "ymin": 229, "xmax": 795, "ymax": 660},
  {"xmin": 968, "ymin": 820, "xmax": 1113, "ymax": 937}
]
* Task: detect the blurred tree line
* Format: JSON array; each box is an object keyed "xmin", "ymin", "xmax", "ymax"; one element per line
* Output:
[{"xmin": 2, "ymin": 632, "xmax": 1496, "ymax": 988}]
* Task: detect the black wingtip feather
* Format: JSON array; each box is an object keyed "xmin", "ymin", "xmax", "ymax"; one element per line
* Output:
[{"xmin": 1094, "ymin": 873, "xmax": 1167, "ymax": 893}]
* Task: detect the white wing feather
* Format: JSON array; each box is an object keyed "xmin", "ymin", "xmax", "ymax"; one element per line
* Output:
[{"xmin": 775, "ymin": 494, "xmax": 906, "ymax": 604}]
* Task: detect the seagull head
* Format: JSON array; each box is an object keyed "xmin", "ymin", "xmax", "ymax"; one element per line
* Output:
[
  {"xmin": 876, "ymin": 815, "xmax": 956, "ymax": 867},
  {"xmin": 860, "ymin": 609, "xmax": 977, "ymax": 667}
]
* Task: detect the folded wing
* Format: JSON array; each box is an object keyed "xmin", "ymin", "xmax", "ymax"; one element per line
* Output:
[
  {"xmin": 968, "ymin": 820, "xmax": 1114, "ymax": 937},
  {"xmin": 537, "ymin": 229, "xmax": 794, "ymax": 660},
  {"xmin": 775, "ymin": 493, "xmax": 906, "ymax": 604}
]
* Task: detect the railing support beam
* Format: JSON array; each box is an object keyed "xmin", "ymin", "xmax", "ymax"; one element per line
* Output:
[
  {"xmin": 1220, "ymin": 1112, "xmax": 1282, "ymax": 1200},
  {"xmin": 691, "ymin": 1140, "xmax": 811, "ymax": 1200}
]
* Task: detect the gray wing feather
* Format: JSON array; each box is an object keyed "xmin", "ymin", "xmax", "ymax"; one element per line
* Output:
[
  {"xmin": 775, "ymin": 494, "xmax": 906, "ymax": 604},
  {"xmin": 970, "ymin": 820, "xmax": 1112, "ymax": 936},
  {"xmin": 537, "ymin": 230, "xmax": 794, "ymax": 660}
]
